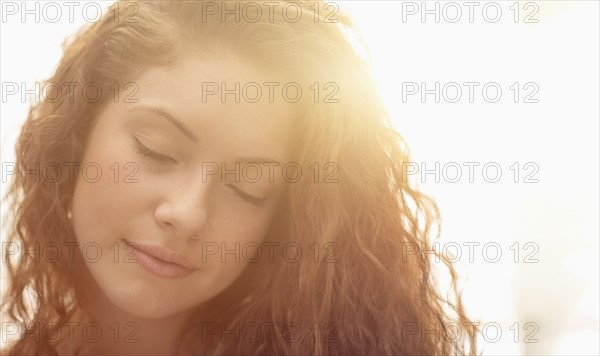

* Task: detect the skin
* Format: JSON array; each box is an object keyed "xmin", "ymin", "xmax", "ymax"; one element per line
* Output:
[{"xmin": 66, "ymin": 55, "xmax": 297, "ymax": 354}]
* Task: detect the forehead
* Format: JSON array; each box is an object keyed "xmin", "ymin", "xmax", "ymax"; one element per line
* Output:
[{"xmin": 120, "ymin": 55, "xmax": 299, "ymax": 160}]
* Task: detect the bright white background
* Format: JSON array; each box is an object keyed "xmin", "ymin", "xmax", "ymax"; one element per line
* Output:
[{"xmin": 1, "ymin": 1, "xmax": 599, "ymax": 354}]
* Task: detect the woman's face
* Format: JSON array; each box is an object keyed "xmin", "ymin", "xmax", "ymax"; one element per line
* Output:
[{"xmin": 70, "ymin": 55, "xmax": 296, "ymax": 319}]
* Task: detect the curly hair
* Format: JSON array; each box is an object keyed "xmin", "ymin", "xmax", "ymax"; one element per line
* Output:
[{"xmin": 2, "ymin": 1, "xmax": 478, "ymax": 354}]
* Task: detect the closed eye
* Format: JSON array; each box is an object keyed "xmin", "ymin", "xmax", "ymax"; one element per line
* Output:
[
  {"xmin": 227, "ymin": 185, "xmax": 267, "ymax": 207},
  {"xmin": 132, "ymin": 136, "xmax": 177, "ymax": 164}
]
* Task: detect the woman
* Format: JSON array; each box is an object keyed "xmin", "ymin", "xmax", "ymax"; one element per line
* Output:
[{"xmin": 2, "ymin": 0, "xmax": 478, "ymax": 354}]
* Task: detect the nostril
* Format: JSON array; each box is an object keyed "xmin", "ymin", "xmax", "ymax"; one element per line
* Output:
[{"xmin": 154, "ymin": 202, "xmax": 207, "ymax": 241}]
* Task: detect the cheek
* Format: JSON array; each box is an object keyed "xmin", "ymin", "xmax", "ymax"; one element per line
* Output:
[
  {"xmin": 213, "ymin": 189, "xmax": 278, "ymax": 245},
  {"xmin": 200, "ymin": 203, "xmax": 276, "ymax": 280},
  {"xmin": 70, "ymin": 136, "xmax": 149, "ymax": 247}
]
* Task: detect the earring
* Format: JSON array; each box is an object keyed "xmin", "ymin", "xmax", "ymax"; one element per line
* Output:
[{"xmin": 67, "ymin": 210, "xmax": 73, "ymax": 220}]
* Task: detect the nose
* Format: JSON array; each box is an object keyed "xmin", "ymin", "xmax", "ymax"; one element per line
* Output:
[{"xmin": 154, "ymin": 177, "xmax": 210, "ymax": 241}]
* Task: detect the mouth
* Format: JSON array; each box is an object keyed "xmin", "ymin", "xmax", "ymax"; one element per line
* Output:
[{"xmin": 122, "ymin": 239, "xmax": 198, "ymax": 279}]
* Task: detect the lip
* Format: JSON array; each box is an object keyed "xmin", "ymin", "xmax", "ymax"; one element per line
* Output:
[{"xmin": 123, "ymin": 239, "xmax": 198, "ymax": 278}]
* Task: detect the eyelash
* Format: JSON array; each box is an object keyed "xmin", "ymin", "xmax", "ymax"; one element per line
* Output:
[
  {"xmin": 132, "ymin": 136, "xmax": 265, "ymax": 206},
  {"xmin": 227, "ymin": 185, "xmax": 267, "ymax": 207},
  {"xmin": 132, "ymin": 136, "xmax": 177, "ymax": 164}
]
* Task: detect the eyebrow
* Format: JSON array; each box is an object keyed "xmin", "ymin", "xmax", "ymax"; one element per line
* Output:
[
  {"xmin": 128, "ymin": 105, "xmax": 198, "ymax": 141},
  {"xmin": 129, "ymin": 105, "xmax": 284, "ymax": 164}
]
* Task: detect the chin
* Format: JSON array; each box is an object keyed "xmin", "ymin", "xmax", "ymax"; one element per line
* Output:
[
  {"xmin": 105, "ymin": 284, "xmax": 188, "ymax": 320},
  {"xmin": 87, "ymin": 268, "xmax": 185, "ymax": 320}
]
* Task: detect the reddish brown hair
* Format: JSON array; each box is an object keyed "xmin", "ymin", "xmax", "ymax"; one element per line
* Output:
[{"xmin": 3, "ymin": 1, "xmax": 478, "ymax": 354}]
